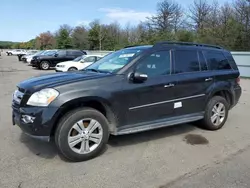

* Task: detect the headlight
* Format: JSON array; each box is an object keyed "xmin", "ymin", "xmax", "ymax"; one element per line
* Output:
[{"xmin": 27, "ymin": 88, "xmax": 59, "ymax": 107}]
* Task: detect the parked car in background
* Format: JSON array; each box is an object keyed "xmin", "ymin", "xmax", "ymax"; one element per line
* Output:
[
  {"xmin": 21, "ymin": 50, "xmax": 40, "ymax": 61},
  {"xmin": 55, "ymin": 55, "xmax": 103, "ymax": 72},
  {"xmin": 27, "ymin": 50, "xmax": 58, "ymax": 65},
  {"xmin": 17, "ymin": 50, "xmax": 39, "ymax": 61},
  {"xmin": 6, "ymin": 49, "xmax": 26, "ymax": 56},
  {"xmin": 31, "ymin": 50, "xmax": 87, "ymax": 70}
]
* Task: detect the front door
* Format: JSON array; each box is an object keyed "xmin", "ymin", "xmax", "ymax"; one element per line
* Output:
[{"xmin": 123, "ymin": 50, "xmax": 178, "ymax": 125}]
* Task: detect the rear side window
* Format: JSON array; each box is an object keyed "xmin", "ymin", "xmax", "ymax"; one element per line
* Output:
[
  {"xmin": 174, "ymin": 50, "xmax": 200, "ymax": 74},
  {"xmin": 204, "ymin": 51, "xmax": 232, "ymax": 70},
  {"xmin": 67, "ymin": 50, "xmax": 83, "ymax": 56}
]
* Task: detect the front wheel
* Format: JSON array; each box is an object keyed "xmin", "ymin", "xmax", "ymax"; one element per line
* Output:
[
  {"xmin": 55, "ymin": 108, "xmax": 110, "ymax": 162},
  {"xmin": 68, "ymin": 67, "xmax": 78, "ymax": 71},
  {"xmin": 201, "ymin": 96, "xmax": 229, "ymax": 130},
  {"xmin": 40, "ymin": 61, "xmax": 50, "ymax": 70}
]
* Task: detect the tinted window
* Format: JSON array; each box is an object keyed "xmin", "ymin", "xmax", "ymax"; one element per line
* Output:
[
  {"xmin": 225, "ymin": 52, "xmax": 237, "ymax": 70},
  {"xmin": 198, "ymin": 51, "xmax": 208, "ymax": 71},
  {"xmin": 56, "ymin": 50, "xmax": 66, "ymax": 57},
  {"xmin": 204, "ymin": 51, "xmax": 232, "ymax": 70},
  {"xmin": 68, "ymin": 50, "xmax": 83, "ymax": 56},
  {"xmin": 136, "ymin": 51, "xmax": 171, "ymax": 77},
  {"xmin": 174, "ymin": 50, "xmax": 200, "ymax": 73},
  {"xmin": 97, "ymin": 57, "xmax": 102, "ymax": 60}
]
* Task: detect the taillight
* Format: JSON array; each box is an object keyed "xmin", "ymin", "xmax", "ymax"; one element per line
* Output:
[{"xmin": 236, "ymin": 77, "xmax": 240, "ymax": 85}]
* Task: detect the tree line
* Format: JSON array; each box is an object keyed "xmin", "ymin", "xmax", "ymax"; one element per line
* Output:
[{"xmin": 2, "ymin": 0, "xmax": 250, "ymax": 51}]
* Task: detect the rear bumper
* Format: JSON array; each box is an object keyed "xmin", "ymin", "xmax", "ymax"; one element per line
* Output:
[{"xmin": 232, "ymin": 86, "xmax": 242, "ymax": 108}]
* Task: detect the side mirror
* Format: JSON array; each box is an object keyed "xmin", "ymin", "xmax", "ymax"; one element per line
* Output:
[
  {"xmin": 129, "ymin": 72, "xmax": 148, "ymax": 83},
  {"xmin": 54, "ymin": 53, "xmax": 58, "ymax": 57}
]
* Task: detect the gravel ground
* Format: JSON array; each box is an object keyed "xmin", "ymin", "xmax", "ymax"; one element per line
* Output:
[{"xmin": 0, "ymin": 52, "xmax": 250, "ymax": 188}]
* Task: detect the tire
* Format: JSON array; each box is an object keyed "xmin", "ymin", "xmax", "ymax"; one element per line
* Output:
[
  {"xmin": 9, "ymin": 53, "xmax": 12, "ymax": 56},
  {"xmin": 201, "ymin": 96, "xmax": 229, "ymax": 130},
  {"xmin": 40, "ymin": 61, "xmax": 50, "ymax": 70},
  {"xmin": 55, "ymin": 107, "xmax": 110, "ymax": 162},
  {"xmin": 68, "ymin": 67, "xmax": 78, "ymax": 71}
]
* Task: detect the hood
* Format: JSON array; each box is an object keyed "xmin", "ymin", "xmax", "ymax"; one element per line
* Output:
[{"xmin": 17, "ymin": 71, "xmax": 112, "ymax": 93}]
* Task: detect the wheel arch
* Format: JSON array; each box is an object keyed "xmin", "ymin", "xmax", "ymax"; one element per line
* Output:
[
  {"xmin": 207, "ymin": 83, "xmax": 234, "ymax": 108},
  {"xmin": 50, "ymin": 97, "xmax": 118, "ymax": 137},
  {"xmin": 68, "ymin": 67, "xmax": 78, "ymax": 71}
]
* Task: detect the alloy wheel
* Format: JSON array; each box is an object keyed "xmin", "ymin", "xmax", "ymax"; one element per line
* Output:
[
  {"xmin": 67, "ymin": 119, "xmax": 103, "ymax": 154},
  {"xmin": 211, "ymin": 102, "xmax": 226, "ymax": 126}
]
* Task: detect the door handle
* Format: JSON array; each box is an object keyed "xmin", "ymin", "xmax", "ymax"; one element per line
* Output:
[
  {"xmin": 205, "ymin": 78, "xmax": 213, "ymax": 82},
  {"xmin": 164, "ymin": 83, "xmax": 175, "ymax": 88}
]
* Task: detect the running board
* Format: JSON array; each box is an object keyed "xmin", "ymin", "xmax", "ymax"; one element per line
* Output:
[{"xmin": 113, "ymin": 113, "xmax": 204, "ymax": 135}]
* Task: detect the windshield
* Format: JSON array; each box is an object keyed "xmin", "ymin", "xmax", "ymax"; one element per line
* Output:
[
  {"xmin": 33, "ymin": 51, "xmax": 44, "ymax": 56},
  {"xmin": 73, "ymin": 55, "xmax": 85, "ymax": 62},
  {"xmin": 84, "ymin": 49, "xmax": 144, "ymax": 73}
]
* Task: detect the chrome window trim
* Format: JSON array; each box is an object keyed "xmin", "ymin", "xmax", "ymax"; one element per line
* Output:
[{"xmin": 129, "ymin": 94, "xmax": 206, "ymax": 110}]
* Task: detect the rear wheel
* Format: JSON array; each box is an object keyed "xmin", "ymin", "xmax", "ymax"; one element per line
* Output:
[
  {"xmin": 40, "ymin": 61, "xmax": 50, "ymax": 70},
  {"xmin": 201, "ymin": 96, "xmax": 229, "ymax": 130},
  {"xmin": 55, "ymin": 108, "xmax": 110, "ymax": 162}
]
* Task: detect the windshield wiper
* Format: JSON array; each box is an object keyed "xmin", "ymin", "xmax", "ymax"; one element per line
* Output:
[
  {"xmin": 85, "ymin": 68, "xmax": 100, "ymax": 73},
  {"xmin": 84, "ymin": 69, "xmax": 111, "ymax": 74}
]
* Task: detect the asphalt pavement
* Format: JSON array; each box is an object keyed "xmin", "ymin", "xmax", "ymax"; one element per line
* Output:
[{"xmin": 1, "ymin": 52, "xmax": 250, "ymax": 188}]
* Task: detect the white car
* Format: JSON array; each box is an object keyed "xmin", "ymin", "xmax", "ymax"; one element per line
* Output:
[
  {"xmin": 55, "ymin": 55, "xmax": 103, "ymax": 72},
  {"xmin": 6, "ymin": 49, "xmax": 26, "ymax": 56}
]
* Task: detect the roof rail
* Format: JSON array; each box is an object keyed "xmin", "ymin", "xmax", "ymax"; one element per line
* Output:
[
  {"xmin": 124, "ymin": 45, "xmax": 141, "ymax": 48},
  {"xmin": 154, "ymin": 41, "xmax": 223, "ymax": 49}
]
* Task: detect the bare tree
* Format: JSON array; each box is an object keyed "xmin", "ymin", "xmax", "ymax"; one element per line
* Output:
[
  {"xmin": 234, "ymin": 0, "xmax": 250, "ymax": 31},
  {"xmin": 189, "ymin": 0, "xmax": 211, "ymax": 32},
  {"xmin": 149, "ymin": 0, "xmax": 183, "ymax": 32}
]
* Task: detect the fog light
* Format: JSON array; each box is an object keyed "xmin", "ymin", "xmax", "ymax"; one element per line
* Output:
[{"xmin": 21, "ymin": 115, "xmax": 35, "ymax": 124}]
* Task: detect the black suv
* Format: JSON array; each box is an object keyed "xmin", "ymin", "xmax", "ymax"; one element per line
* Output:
[
  {"xmin": 12, "ymin": 42, "xmax": 241, "ymax": 162},
  {"xmin": 30, "ymin": 49, "xmax": 87, "ymax": 70}
]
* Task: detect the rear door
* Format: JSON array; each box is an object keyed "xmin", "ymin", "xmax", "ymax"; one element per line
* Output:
[{"xmin": 172, "ymin": 49, "xmax": 213, "ymax": 116}]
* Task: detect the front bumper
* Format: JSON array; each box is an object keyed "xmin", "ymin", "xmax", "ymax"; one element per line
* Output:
[
  {"xmin": 30, "ymin": 59, "xmax": 39, "ymax": 67},
  {"xmin": 55, "ymin": 67, "xmax": 66, "ymax": 72},
  {"xmin": 12, "ymin": 104, "xmax": 59, "ymax": 142}
]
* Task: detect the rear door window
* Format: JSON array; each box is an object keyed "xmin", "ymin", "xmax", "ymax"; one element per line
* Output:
[
  {"xmin": 204, "ymin": 51, "xmax": 232, "ymax": 70},
  {"xmin": 198, "ymin": 51, "xmax": 208, "ymax": 71}
]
